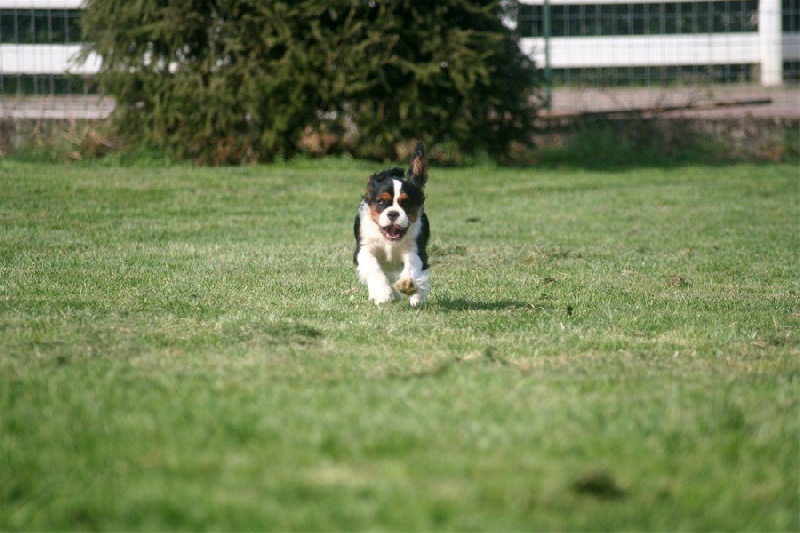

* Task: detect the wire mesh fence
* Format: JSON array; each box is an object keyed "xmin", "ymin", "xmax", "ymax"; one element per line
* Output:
[
  {"xmin": 0, "ymin": 0, "xmax": 798, "ymax": 119},
  {"xmin": 0, "ymin": 0, "xmax": 104, "ymax": 119},
  {"xmin": 518, "ymin": 0, "xmax": 799, "ymax": 115}
]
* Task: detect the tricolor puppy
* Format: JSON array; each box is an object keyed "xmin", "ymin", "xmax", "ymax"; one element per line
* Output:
[{"xmin": 353, "ymin": 142, "xmax": 430, "ymax": 306}]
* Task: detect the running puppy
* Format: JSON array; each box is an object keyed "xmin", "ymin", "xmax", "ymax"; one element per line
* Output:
[{"xmin": 353, "ymin": 142, "xmax": 430, "ymax": 306}]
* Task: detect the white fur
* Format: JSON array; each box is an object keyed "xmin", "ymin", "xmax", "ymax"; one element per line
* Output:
[{"xmin": 356, "ymin": 186, "xmax": 430, "ymax": 307}]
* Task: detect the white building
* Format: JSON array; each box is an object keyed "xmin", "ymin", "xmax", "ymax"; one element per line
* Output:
[{"xmin": 517, "ymin": 0, "xmax": 798, "ymax": 87}]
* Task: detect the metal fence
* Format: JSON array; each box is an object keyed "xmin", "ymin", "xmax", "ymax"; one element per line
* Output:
[
  {"xmin": 517, "ymin": 0, "xmax": 799, "ymax": 114},
  {"xmin": 1, "ymin": 0, "xmax": 798, "ymax": 118}
]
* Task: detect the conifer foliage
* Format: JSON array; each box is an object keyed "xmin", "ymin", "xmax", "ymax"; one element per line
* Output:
[{"xmin": 82, "ymin": 0, "xmax": 539, "ymax": 164}]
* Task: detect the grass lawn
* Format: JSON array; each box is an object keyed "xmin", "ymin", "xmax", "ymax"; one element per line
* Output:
[{"xmin": 1, "ymin": 158, "xmax": 797, "ymax": 530}]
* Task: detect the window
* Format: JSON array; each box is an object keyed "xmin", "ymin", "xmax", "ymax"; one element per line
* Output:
[
  {"xmin": 784, "ymin": 0, "xmax": 800, "ymax": 32},
  {"xmin": 517, "ymin": 1, "xmax": 760, "ymax": 37},
  {"xmin": 0, "ymin": 8, "xmax": 82, "ymax": 44},
  {"xmin": 551, "ymin": 63, "xmax": 753, "ymax": 87},
  {"xmin": 0, "ymin": 74, "xmax": 97, "ymax": 96}
]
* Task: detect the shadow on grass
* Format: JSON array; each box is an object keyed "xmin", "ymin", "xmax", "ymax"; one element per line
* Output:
[{"xmin": 431, "ymin": 298, "xmax": 534, "ymax": 312}]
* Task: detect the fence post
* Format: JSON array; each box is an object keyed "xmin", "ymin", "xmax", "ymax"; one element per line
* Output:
[
  {"xmin": 543, "ymin": 0, "xmax": 552, "ymax": 110},
  {"xmin": 759, "ymin": 0, "xmax": 783, "ymax": 86}
]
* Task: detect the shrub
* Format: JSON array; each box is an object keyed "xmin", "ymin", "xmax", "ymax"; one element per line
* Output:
[{"xmin": 81, "ymin": 0, "xmax": 540, "ymax": 164}]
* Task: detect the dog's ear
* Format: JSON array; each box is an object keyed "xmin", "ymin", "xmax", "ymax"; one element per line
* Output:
[
  {"xmin": 407, "ymin": 142, "xmax": 427, "ymax": 188},
  {"xmin": 365, "ymin": 173, "xmax": 379, "ymax": 198}
]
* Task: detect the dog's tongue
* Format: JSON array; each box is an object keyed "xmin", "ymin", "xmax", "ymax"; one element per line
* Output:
[
  {"xmin": 385, "ymin": 225, "xmax": 403, "ymax": 237},
  {"xmin": 382, "ymin": 224, "xmax": 406, "ymax": 240}
]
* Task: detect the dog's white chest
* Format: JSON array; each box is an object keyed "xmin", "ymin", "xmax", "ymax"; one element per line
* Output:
[{"xmin": 363, "ymin": 232, "xmax": 406, "ymax": 267}]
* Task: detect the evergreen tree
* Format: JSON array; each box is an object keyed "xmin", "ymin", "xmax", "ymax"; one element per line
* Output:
[{"xmin": 82, "ymin": 0, "xmax": 540, "ymax": 164}]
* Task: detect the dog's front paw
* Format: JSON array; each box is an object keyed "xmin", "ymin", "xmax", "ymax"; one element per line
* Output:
[
  {"xmin": 409, "ymin": 293, "xmax": 426, "ymax": 307},
  {"xmin": 369, "ymin": 284, "xmax": 394, "ymax": 305},
  {"xmin": 395, "ymin": 277, "xmax": 417, "ymax": 296}
]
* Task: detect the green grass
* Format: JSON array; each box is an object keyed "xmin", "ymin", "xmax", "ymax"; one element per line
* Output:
[{"xmin": 1, "ymin": 158, "xmax": 798, "ymax": 530}]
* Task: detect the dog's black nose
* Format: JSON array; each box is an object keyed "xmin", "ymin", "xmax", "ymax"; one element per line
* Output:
[{"xmin": 387, "ymin": 211, "xmax": 399, "ymax": 222}]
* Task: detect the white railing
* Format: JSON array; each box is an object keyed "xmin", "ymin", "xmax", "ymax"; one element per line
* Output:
[{"xmin": 0, "ymin": 44, "xmax": 98, "ymax": 74}]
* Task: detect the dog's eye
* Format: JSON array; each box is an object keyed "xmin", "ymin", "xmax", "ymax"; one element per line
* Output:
[{"xmin": 376, "ymin": 199, "xmax": 387, "ymax": 208}]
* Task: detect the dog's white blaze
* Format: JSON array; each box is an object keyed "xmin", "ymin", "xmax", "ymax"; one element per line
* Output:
[{"xmin": 393, "ymin": 179, "xmax": 403, "ymax": 204}]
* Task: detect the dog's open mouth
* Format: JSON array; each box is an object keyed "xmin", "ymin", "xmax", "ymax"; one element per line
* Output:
[{"xmin": 381, "ymin": 224, "xmax": 408, "ymax": 242}]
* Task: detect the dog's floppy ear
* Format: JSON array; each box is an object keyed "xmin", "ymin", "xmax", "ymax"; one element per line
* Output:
[
  {"xmin": 407, "ymin": 142, "xmax": 427, "ymax": 188},
  {"xmin": 365, "ymin": 173, "xmax": 380, "ymax": 199}
]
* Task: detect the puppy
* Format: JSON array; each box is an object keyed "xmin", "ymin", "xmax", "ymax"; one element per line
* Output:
[{"xmin": 353, "ymin": 142, "xmax": 430, "ymax": 306}]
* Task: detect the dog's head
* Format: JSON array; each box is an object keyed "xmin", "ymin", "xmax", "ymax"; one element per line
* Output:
[{"xmin": 363, "ymin": 142, "xmax": 428, "ymax": 243}]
